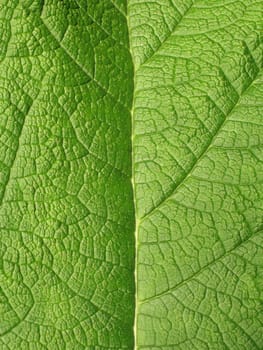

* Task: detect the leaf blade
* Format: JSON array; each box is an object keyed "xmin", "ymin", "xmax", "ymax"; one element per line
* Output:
[
  {"xmin": 0, "ymin": 1, "xmax": 134, "ymax": 348},
  {"xmin": 130, "ymin": 0, "xmax": 263, "ymax": 348}
]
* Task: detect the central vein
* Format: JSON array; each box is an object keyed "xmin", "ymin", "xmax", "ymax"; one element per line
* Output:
[{"xmin": 127, "ymin": 4, "xmax": 138, "ymax": 348}]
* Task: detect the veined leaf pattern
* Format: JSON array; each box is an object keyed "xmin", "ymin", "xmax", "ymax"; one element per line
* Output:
[{"xmin": 0, "ymin": 1, "xmax": 262, "ymax": 349}]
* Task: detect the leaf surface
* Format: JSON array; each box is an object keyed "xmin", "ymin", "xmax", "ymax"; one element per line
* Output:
[
  {"xmin": 129, "ymin": 0, "xmax": 263, "ymax": 348},
  {"xmin": 0, "ymin": 1, "xmax": 134, "ymax": 349},
  {"xmin": 0, "ymin": 1, "xmax": 263, "ymax": 349}
]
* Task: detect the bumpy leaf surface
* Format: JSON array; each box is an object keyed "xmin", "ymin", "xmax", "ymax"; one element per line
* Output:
[
  {"xmin": 0, "ymin": 1, "xmax": 263, "ymax": 349},
  {"xmin": 0, "ymin": 1, "xmax": 134, "ymax": 349}
]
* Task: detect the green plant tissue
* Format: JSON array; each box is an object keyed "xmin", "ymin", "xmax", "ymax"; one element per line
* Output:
[{"xmin": 0, "ymin": 1, "xmax": 262, "ymax": 349}]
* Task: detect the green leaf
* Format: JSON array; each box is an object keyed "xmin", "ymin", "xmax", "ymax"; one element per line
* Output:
[
  {"xmin": 0, "ymin": 1, "xmax": 134, "ymax": 349},
  {"xmin": 129, "ymin": 0, "xmax": 263, "ymax": 348},
  {"xmin": 0, "ymin": 1, "xmax": 263, "ymax": 349}
]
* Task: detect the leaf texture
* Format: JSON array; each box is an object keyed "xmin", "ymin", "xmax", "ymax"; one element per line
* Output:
[
  {"xmin": 0, "ymin": 1, "xmax": 134, "ymax": 349},
  {"xmin": 0, "ymin": 1, "xmax": 263, "ymax": 349},
  {"xmin": 129, "ymin": 0, "xmax": 263, "ymax": 348}
]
